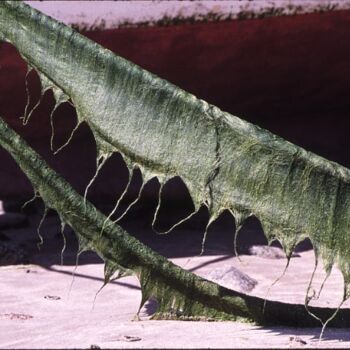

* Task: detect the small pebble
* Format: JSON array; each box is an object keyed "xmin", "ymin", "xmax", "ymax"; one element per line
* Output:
[
  {"xmin": 116, "ymin": 335, "xmax": 142, "ymax": 342},
  {"xmin": 44, "ymin": 295, "xmax": 61, "ymax": 300}
]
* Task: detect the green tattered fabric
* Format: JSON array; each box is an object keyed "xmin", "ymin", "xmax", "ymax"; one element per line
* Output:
[
  {"xmin": 1, "ymin": 1, "xmax": 350, "ymax": 326},
  {"xmin": 0, "ymin": 117, "xmax": 349, "ymax": 327}
]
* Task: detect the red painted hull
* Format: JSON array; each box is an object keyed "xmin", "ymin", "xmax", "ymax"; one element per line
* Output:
[{"xmin": 1, "ymin": 10, "xmax": 350, "ymax": 200}]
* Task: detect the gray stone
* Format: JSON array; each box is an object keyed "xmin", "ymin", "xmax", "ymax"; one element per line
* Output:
[
  {"xmin": 0, "ymin": 213, "xmax": 28, "ymax": 229},
  {"xmin": 249, "ymin": 245, "xmax": 300, "ymax": 259},
  {"xmin": 0, "ymin": 241, "xmax": 28, "ymax": 265},
  {"xmin": 206, "ymin": 265, "xmax": 257, "ymax": 292}
]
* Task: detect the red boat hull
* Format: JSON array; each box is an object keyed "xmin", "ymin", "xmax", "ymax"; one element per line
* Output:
[{"xmin": 1, "ymin": 10, "xmax": 350, "ymax": 200}]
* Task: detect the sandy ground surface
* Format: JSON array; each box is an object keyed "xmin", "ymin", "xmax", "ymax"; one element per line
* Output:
[{"xmin": 1, "ymin": 210, "xmax": 350, "ymax": 349}]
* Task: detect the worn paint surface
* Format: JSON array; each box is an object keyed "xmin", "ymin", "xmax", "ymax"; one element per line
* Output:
[{"xmin": 1, "ymin": 1, "xmax": 350, "ymax": 326}]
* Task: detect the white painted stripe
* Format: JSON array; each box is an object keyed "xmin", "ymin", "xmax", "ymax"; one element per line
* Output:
[{"xmin": 25, "ymin": 1, "xmax": 350, "ymax": 30}]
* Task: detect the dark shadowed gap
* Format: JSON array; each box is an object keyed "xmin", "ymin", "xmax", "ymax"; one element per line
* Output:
[
  {"xmin": 150, "ymin": 176, "xmax": 197, "ymax": 233},
  {"xmin": 21, "ymin": 67, "xmax": 41, "ymax": 125}
]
